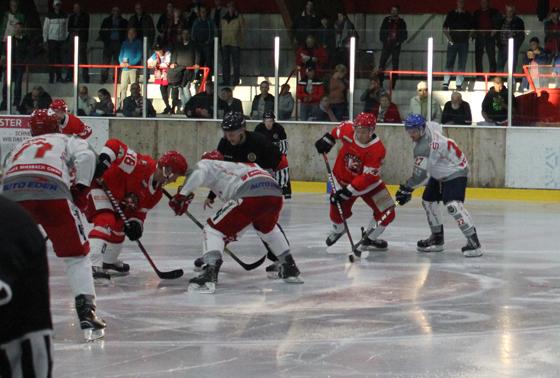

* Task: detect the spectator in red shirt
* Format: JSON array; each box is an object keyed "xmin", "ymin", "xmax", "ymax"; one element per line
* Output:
[
  {"xmin": 378, "ymin": 5, "xmax": 408, "ymax": 89},
  {"xmin": 296, "ymin": 34, "xmax": 328, "ymax": 76},
  {"xmin": 472, "ymin": 0, "xmax": 502, "ymax": 76},
  {"xmin": 373, "ymin": 94, "xmax": 401, "ymax": 123},
  {"xmin": 297, "ymin": 66, "xmax": 325, "ymax": 121}
]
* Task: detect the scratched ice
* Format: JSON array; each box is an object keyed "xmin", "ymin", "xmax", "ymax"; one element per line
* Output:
[{"xmin": 49, "ymin": 194, "xmax": 560, "ymax": 377}]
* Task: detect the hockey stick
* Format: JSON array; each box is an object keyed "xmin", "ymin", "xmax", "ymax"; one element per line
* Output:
[
  {"xmin": 353, "ymin": 207, "xmax": 395, "ymax": 251},
  {"xmin": 97, "ymin": 179, "xmax": 184, "ymax": 279},
  {"xmin": 162, "ymin": 189, "xmax": 267, "ymax": 271},
  {"xmin": 322, "ymin": 153, "xmax": 360, "ymax": 263}
]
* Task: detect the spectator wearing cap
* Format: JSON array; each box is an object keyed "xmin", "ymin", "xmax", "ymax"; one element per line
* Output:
[
  {"xmin": 77, "ymin": 85, "xmax": 96, "ymax": 116},
  {"xmin": 122, "ymin": 82, "xmax": 156, "ymax": 117},
  {"xmin": 221, "ymin": 1, "xmax": 245, "ymax": 86},
  {"xmin": 184, "ymin": 81, "xmax": 215, "ymax": 118},
  {"xmin": 442, "ymin": 91, "xmax": 472, "ymax": 125},
  {"xmin": 1, "ymin": 21, "xmax": 28, "ymax": 111},
  {"xmin": 297, "ymin": 66, "xmax": 325, "ymax": 121},
  {"xmin": 68, "ymin": 3, "xmax": 90, "ymax": 83},
  {"xmin": 360, "ymin": 76, "xmax": 387, "ymax": 112},
  {"xmin": 278, "ymin": 84, "xmax": 295, "ymax": 120},
  {"xmin": 250, "ymin": 80, "xmax": 274, "ymax": 120},
  {"xmin": 218, "ymin": 87, "xmax": 242, "ymax": 117},
  {"xmin": 545, "ymin": 8, "xmax": 560, "ymax": 57},
  {"xmin": 43, "ymin": 0, "xmax": 68, "ymax": 83},
  {"xmin": 296, "ymin": 34, "xmax": 328, "ymax": 76},
  {"xmin": 292, "ymin": 0, "xmax": 321, "ymax": 46},
  {"xmin": 191, "ymin": 6, "xmax": 216, "ymax": 74},
  {"xmin": 118, "ymin": 28, "xmax": 142, "ymax": 110},
  {"xmin": 373, "ymin": 94, "xmax": 401, "ymax": 123},
  {"xmin": 481, "ymin": 76, "xmax": 515, "ymax": 125},
  {"xmin": 128, "ymin": 2, "xmax": 155, "ymax": 47},
  {"xmin": 442, "ymin": 0, "xmax": 473, "ymax": 91},
  {"xmin": 472, "ymin": 0, "xmax": 502, "ymax": 76},
  {"xmin": 496, "ymin": 4, "xmax": 525, "ymax": 73},
  {"xmin": 328, "ymin": 64, "xmax": 349, "ymax": 121},
  {"xmin": 378, "ymin": 5, "xmax": 408, "ymax": 89},
  {"xmin": 148, "ymin": 43, "xmax": 172, "ymax": 114},
  {"xmin": 409, "ymin": 81, "xmax": 442, "ymax": 121},
  {"xmin": 99, "ymin": 7, "xmax": 128, "ymax": 84},
  {"xmin": 18, "ymin": 86, "xmax": 52, "ymax": 115}
]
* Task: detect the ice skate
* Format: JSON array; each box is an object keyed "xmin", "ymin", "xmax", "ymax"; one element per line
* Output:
[
  {"xmin": 359, "ymin": 227, "xmax": 388, "ymax": 251},
  {"xmin": 326, "ymin": 225, "xmax": 345, "ymax": 247},
  {"xmin": 417, "ymin": 231, "xmax": 444, "ymax": 253},
  {"xmin": 92, "ymin": 266, "xmax": 111, "ymax": 283},
  {"xmin": 188, "ymin": 259, "xmax": 222, "ymax": 294},
  {"xmin": 75, "ymin": 294, "xmax": 106, "ymax": 342},
  {"xmin": 462, "ymin": 232, "xmax": 483, "ymax": 257},
  {"xmin": 265, "ymin": 261, "xmax": 280, "ymax": 279},
  {"xmin": 193, "ymin": 257, "xmax": 204, "ymax": 272},
  {"xmin": 278, "ymin": 255, "xmax": 303, "ymax": 284},
  {"xmin": 102, "ymin": 260, "xmax": 130, "ymax": 276}
]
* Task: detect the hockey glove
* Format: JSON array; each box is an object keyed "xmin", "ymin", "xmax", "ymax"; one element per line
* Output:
[
  {"xmin": 169, "ymin": 193, "xmax": 194, "ymax": 215},
  {"xmin": 70, "ymin": 183, "xmax": 89, "ymax": 212},
  {"xmin": 330, "ymin": 187, "xmax": 353, "ymax": 205},
  {"xmin": 314, "ymin": 133, "xmax": 335, "ymax": 154},
  {"xmin": 93, "ymin": 152, "xmax": 112, "ymax": 179},
  {"xmin": 395, "ymin": 184, "xmax": 413, "ymax": 206},
  {"xmin": 124, "ymin": 219, "xmax": 143, "ymax": 241}
]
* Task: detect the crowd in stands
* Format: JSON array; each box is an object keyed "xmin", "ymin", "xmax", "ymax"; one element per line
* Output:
[{"xmin": 1, "ymin": 0, "xmax": 559, "ymax": 124}]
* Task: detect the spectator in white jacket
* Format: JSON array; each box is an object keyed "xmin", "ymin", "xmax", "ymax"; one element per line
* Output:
[
  {"xmin": 43, "ymin": 0, "xmax": 68, "ymax": 83},
  {"xmin": 409, "ymin": 81, "xmax": 442, "ymax": 121}
]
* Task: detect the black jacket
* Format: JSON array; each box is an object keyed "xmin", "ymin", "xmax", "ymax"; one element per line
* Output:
[
  {"xmin": 219, "ymin": 98, "xmax": 243, "ymax": 116},
  {"xmin": 379, "ymin": 16, "xmax": 408, "ymax": 46},
  {"xmin": 254, "ymin": 122, "xmax": 288, "ymax": 154},
  {"xmin": 472, "ymin": 8, "xmax": 502, "ymax": 37},
  {"xmin": 98, "ymin": 15, "xmax": 128, "ymax": 44},
  {"xmin": 217, "ymin": 131, "xmax": 282, "ymax": 170},
  {"xmin": 497, "ymin": 16, "xmax": 526, "ymax": 48},
  {"xmin": 128, "ymin": 13, "xmax": 155, "ymax": 45},
  {"xmin": 250, "ymin": 93, "xmax": 274, "ymax": 119},
  {"xmin": 184, "ymin": 92, "xmax": 213, "ymax": 118},
  {"xmin": 68, "ymin": 12, "xmax": 90, "ymax": 42},
  {"xmin": 168, "ymin": 41, "xmax": 201, "ymax": 84}
]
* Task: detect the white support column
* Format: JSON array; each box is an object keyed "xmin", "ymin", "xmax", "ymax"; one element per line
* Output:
[
  {"xmin": 142, "ymin": 37, "xmax": 148, "ymax": 118},
  {"xmin": 274, "ymin": 36, "xmax": 280, "ymax": 118},
  {"xmin": 73, "ymin": 36, "xmax": 79, "ymax": 114},
  {"xmin": 213, "ymin": 37, "xmax": 219, "ymax": 119},
  {"xmin": 349, "ymin": 36, "xmax": 356, "ymax": 120},
  {"xmin": 507, "ymin": 37, "xmax": 514, "ymax": 127},
  {"xmin": 427, "ymin": 37, "xmax": 434, "ymax": 122},
  {"xmin": 6, "ymin": 36, "xmax": 12, "ymax": 115}
]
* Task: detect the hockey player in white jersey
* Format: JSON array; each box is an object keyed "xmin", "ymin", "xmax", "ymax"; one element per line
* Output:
[
  {"xmin": 395, "ymin": 114, "xmax": 482, "ymax": 257},
  {"xmin": 168, "ymin": 150, "xmax": 303, "ymax": 293},
  {"xmin": 2, "ymin": 109, "xmax": 106, "ymax": 341}
]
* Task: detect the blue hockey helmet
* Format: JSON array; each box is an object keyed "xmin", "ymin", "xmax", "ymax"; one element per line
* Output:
[{"xmin": 404, "ymin": 114, "xmax": 426, "ymax": 131}]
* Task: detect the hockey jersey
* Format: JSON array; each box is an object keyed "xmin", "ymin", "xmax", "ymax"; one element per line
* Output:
[
  {"xmin": 405, "ymin": 122, "xmax": 469, "ymax": 188},
  {"xmin": 254, "ymin": 122, "xmax": 288, "ymax": 155},
  {"xmin": 180, "ymin": 159, "xmax": 282, "ymax": 201},
  {"xmin": 217, "ymin": 131, "xmax": 287, "ymax": 171},
  {"xmin": 2, "ymin": 133, "xmax": 96, "ymax": 201},
  {"xmin": 90, "ymin": 139, "xmax": 163, "ymax": 222},
  {"xmin": 330, "ymin": 121, "xmax": 386, "ymax": 196},
  {"xmin": 60, "ymin": 113, "xmax": 92, "ymax": 139}
]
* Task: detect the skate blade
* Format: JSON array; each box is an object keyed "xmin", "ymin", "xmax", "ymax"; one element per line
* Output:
[
  {"xmin": 283, "ymin": 276, "xmax": 304, "ymax": 284},
  {"xmin": 462, "ymin": 248, "xmax": 483, "ymax": 257},
  {"xmin": 267, "ymin": 271, "xmax": 280, "ymax": 280},
  {"xmin": 360, "ymin": 245, "xmax": 388, "ymax": 252},
  {"xmin": 84, "ymin": 328, "xmax": 105, "ymax": 342},
  {"xmin": 417, "ymin": 246, "xmax": 444, "ymax": 253},
  {"xmin": 188, "ymin": 282, "xmax": 216, "ymax": 294},
  {"xmin": 105, "ymin": 271, "xmax": 129, "ymax": 277}
]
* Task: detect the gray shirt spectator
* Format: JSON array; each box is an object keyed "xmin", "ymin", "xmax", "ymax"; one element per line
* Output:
[{"xmin": 409, "ymin": 81, "xmax": 442, "ymax": 121}]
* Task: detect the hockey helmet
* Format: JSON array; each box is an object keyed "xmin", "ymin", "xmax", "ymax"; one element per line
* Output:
[
  {"xmin": 49, "ymin": 98, "xmax": 68, "ymax": 113},
  {"xmin": 158, "ymin": 151, "xmax": 188, "ymax": 176},
  {"xmin": 29, "ymin": 109, "xmax": 60, "ymax": 136},
  {"xmin": 201, "ymin": 150, "xmax": 224, "ymax": 161},
  {"xmin": 263, "ymin": 111, "xmax": 275, "ymax": 120},
  {"xmin": 221, "ymin": 111, "xmax": 246, "ymax": 131},
  {"xmin": 353, "ymin": 112, "xmax": 377, "ymax": 130},
  {"xmin": 404, "ymin": 114, "xmax": 426, "ymax": 131}
]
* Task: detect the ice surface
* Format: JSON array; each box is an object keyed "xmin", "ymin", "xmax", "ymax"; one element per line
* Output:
[{"xmin": 49, "ymin": 195, "xmax": 560, "ymax": 377}]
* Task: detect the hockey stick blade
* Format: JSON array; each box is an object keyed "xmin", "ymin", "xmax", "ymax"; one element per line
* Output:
[{"xmin": 163, "ymin": 189, "xmax": 267, "ymax": 271}]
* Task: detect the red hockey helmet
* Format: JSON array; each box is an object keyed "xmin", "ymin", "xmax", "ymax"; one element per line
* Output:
[
  {"xmin": 158, "ymin": 151, "xmax": 188, "ymax": 175},
  {"xmin": 200, "ymin": 150, "xmax": 224, "ymax": 161},
  {"xmin": 49, "ymin": 98, "xmax": 68, "ymax": 113},
  {"xmin": 29, "ymin": 109, "xmax": 60, "ymax": 136},
  {"xmin": 354, "ymin": 112, "xmax": 377, "ymax": 130}
]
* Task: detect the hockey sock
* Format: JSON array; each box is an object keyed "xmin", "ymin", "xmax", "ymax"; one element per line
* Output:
[
  {"xmin": 101, "ymin": 242, "xmax": 123, "ymax": 265},
  {"xmin": 88, "ymin": 238, "xmax": 106, "ymax": 266},
  {"xmin": 445, "ymin": 200, "xmax": 475, "ymax": 237},
  {"xmin": 276, "ymin": 251, "xmax": 292, "ymax": 264},
  {"xmin": 202, "ymin": 250, "xmax": 222, "ymax": 265},
  {"xmin": 203, "ymin": 225, "xmax": 226, "ymax": 262},
  {"xmin": 257, "ymin": 225, "xmax": 290, "ymax": 258},
  {"xmin": 422, "ymin": 200, "xmax": 444, "ymax": 234},
  {"xmin": 64, "ymin": 256, "xmax": 96, "ymax": 297},
  {"xmin": 365, "ymin": 218, "xmax": 386, "ymax": 241}
]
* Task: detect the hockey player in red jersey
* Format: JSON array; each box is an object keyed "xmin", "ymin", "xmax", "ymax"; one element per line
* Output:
[
  {"xmin": 314, "ymin": 112, "xmax": 396, "ymax": 250},
  {"xmin": 168, "ymin": 150, "xmax": 303, "ymax": 294},
  {"xmin": 49, "ymin": 98, "xmax": 93, "ymax": 139},
  {"xmin": 86, "ymin": 139, "xmax": 187, "ymax": 276},
  {"xmin": 2, "ymin": 109, "xmax": 106, "ymax": 341}
]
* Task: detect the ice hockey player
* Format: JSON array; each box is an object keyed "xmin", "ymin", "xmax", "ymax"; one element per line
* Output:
[
  {"xmin": 395, "ymin": 114, "xmax": 483, "ymax": 257},
  {"xmin": 2, "ymin": 109, "xmax": 106, "ymax": 341},
  {"xmin": 169, "ymin": 150, "xmax": 303, "ymax": 294},
  {"xmin": 49, "ymin": 98, "xmax": 93, "ymax": 139},
  {"xmin": 314, "ymin": 112, "xmax": 396, "ymax": 251},
  {"xmin": 86, "ymin": 138, "xmax": 187, "ymax": 276},
  {"xmin": 254, "ymin": 111, "xmax": 292, "ymax": 198}
]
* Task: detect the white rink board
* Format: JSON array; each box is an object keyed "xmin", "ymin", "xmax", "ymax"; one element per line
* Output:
[{"xmin": 505, "ymin": 127, "xmax": 560, "ymax": 189}]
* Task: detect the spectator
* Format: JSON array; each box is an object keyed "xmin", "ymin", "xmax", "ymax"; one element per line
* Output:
[
  {"xmin": 293, "ymin": 0, "xmax": 321, "ymax": 46},
  {"xmin": 311, "ymin": 96, "xmax": 337, "ymax": 122},
  {"xmin": 148, "ymin": 43, "xmax": 172, "ymax": 114},
  {"xmin": 156, "ymin": 2, "xmax": 175, "ymax": 47},
  {"xmin": 295, "ymin": 34, "xmax": 328, "ymax": 75},
  {"xmin": 378, "ymin": 5, "xmax": 408, "ymax": 89},
  {"xmin": 250, "ymin": 80, "xmax": 274, "ymax": 120},
  {"xmin": 122, "ymin": 82, "xmax": 156, "ymax": 117},
  {"xmin": 278, "ymin": 84, "xmax": 295, "ymax": 120},
  {"xmin": 481, "ymin": 76, "xmax": 515, "ymax": 125},
  {"xmin": 43, "ymin": 0, "xmax": 68, "ymax": 83},
  {"xmin": 373, "ymin": 94, "xmax": 401, "ymax": 123},
  {"xmin": 328, "ymin": 64, "xmax": 349, "ymax": 121},
  {"xmin": 442, "ymin": 0, "xmax": 473, "ymax": 90},
  {"xmin": 472, "ymin": 0, "xmax": 501, "ymax": 76},
  {"xmin": 317, "ymin": 16, "xmax": 335, "ymax": 66},
  {"xmin": 522, "ymin": 37, "xmax": 550, "ymax": 90},
  {"xmin": 544, "ymin": 8, "xmax": 560, "ymax": 57},
  {"xmin": 191, "ymin": 6, "xmax": 216, "ymax": 74},
  {"xmin": 184, "ymin": 81, "xmax": 215, "ymax": 118},
  {"xmin": 17, "ymin": 86, "xmax": 52, "ymax": 115},
  {"xmin": 360, "ymin": 76, "xmax": 387, "ymax": 112},
  {"xmin": 168, "ymin": 8, "xmax": 185, "ymax": 47},
  {"xmin": 169, "ymin": 29, "xmax": 201, "ymax": 113},
  {"xmin": 496, "ymin": 5, "xmax": 525, "ymax": 73},
  {"xmin": 118, "ymin": 28, "xmax": 142, "ymax": 110},
  {"xmin": 1, "ymin": 21, "xmax": 28, "ymax": 111},
  {"xmin": 218, "ymin": 86, "xmax": 242, "ymax": 117},
  {"xmin": 211, "ymin": 0, "xmax": 225, "ymax": 41},
  {"xmin": 1, "ymin": 0, "xmax": 25, "ymax": 45},
  {"xmin": 93, "ymin": 88, "xmax": 114, "ymax": 116},
  {"xmin": 297, "ymin": 66, "xmax": 325, "ymax": 121},
  {"xmin": 76, "ymin": 85, "xmax": 96, "ymax": 116},
  {"xmin": 184, "ymin": 0, "xmax": 204, "ymax": 31},
  {"xmin": 442, "ymin": 91, "xmax": 472, "ymax": 125},
  {"xmin": 334, "ymin": 12, "xmax": 356, "ymax": 67},
  {"xmin": 221, "ymin": 1, "xmax": 245, "ymax": 86},
  {"xmin": 409, "ymin": 81, "xmax": 442, "ymax": 121},
  {"xmin": 98, "ymin": 7, "xmax": 127, "ymax": 84},
  {"xmin": 68, "ymin": 3, "xmax": 90, "ymax": 83},
  {"xmin": 128, "ymin": 2, "xmax": 155, "ymax": 47}
]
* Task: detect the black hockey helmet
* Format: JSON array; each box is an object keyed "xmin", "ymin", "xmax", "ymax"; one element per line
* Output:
[
  {"xmin": 221, "ymin": 111, "xmax": 246, "ymax": 131},
  {"xmin": 263, "ymin": 111, "xmax": 275, "ymax": 120}
]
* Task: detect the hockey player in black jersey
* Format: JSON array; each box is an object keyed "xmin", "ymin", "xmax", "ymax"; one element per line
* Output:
[{"xmin": 254, "ymin": 111, "xmax": 292, "ymax": 198}]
